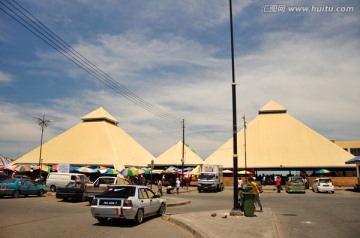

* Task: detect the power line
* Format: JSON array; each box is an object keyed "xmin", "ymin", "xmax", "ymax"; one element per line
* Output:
[{"xmin": 0, "ymin": 0, "xmax": 183, "ymax": 125}]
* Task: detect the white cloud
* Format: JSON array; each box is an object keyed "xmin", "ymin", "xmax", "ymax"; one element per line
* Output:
[{"xmin": 0, "ymin": 71, "xmax": 13, "ymax": 84}]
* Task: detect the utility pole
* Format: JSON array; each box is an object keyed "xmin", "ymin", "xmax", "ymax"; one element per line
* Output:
[{"xmin": 33, "ymin": 114, "xmax": 53, "ymax": 183}]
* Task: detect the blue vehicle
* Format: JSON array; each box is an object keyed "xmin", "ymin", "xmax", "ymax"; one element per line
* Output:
[{"xmin": 0, "ymin": 178, "xmax": 47, "ymax": 198}]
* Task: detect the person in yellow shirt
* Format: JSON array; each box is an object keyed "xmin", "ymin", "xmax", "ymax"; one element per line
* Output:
[{"xmin": 249, "ymin": 177, "xmax": 263, "ymax": 212}]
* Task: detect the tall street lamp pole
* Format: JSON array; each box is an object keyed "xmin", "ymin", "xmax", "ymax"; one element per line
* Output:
[
  {"xmin": 229, "ymin": 0, "xmax": 240, "ymax": 213},
  {"xmin": 33, "ymin": 115, "xmax": 53, "ymax": 182},
  {"xmin": 181, "ymin": 119, "xmax": 185, "ymax": 187}
]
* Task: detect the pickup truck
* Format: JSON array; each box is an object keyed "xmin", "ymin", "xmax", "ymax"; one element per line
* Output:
[{"xmin": 83, "ymin": 176, "xmax": 130, "ymax": 203}]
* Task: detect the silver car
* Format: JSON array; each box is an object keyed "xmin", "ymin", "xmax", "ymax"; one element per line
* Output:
[
  {"xmin": 312, "ymin": 178, "xmax": 335, "ymax": 193},
  {"xmin": 90, "ymin": 185, "xmax": 166, "ymax": 224}
]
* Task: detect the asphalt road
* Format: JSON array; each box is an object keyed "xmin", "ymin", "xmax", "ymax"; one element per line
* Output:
[
  {"xmin": 0, "ymin": 194, "xmax": 194, "ymax": 238},
  {"xmin": 1, "ymin": 188, "xmax": 359, "ymax": 238}
]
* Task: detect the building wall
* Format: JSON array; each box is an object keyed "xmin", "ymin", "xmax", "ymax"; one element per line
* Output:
[{"xmin": 333, "ymin": 140, "xmax": 360, "ymax": 156}]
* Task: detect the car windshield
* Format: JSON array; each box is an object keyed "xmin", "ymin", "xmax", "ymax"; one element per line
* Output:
[
  {"xmin": 101, "ymin": 186, "xmax": 136, "ymax": 198},
  {"xmin": 319, "ymin": 179, "xmax": 332, "ymax": 183},
  {"xmin": 98, "ymin": 178, "xmax": 115, "ymax": 185},
  {"xmin": 198, "ymin": 173, "xmax": 215, "ymax": 180},
  {"xmin": 290, "ymin": 178, "xmax": 303, "ymax": 183},
  {"xmin": 1, "ymin": 178, "xmax": 16, "ymax": 184},
  {"xmin": 66, "ymin": 182, "xmax": 83, "ymax": 188}
]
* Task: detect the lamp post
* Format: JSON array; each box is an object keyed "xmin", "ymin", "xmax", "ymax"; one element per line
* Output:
[
  {"xmin": 181, "ymin": 119, "xmax": 185, "ymax": 187},
  {"xmin": 228, "ymin": 0, "xmax": 240, "ymax": 213},
  {"xmin": 33, "ymin": 114, "xmax": 53, "ymax": 182}
]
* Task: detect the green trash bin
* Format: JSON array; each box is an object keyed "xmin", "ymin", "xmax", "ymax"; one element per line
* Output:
[{"xmin": 241, "ymin": 192, "xmax": 255, "ymax": 217}]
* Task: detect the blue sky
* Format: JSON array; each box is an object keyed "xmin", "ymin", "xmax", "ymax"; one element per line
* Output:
[{"xmin": 1, "ymin": 0, "xmax": 359, "ymax": 160}]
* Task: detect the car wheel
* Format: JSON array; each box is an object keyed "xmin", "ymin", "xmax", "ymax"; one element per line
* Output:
[
  {"xmin": 38, "ymin": 190, "xmax": 44, "ymax": 197},
  {"xmin": 12, "ymin": 190, "xmax": 20, "ymax": 198},
  {"xmin": 135, "ymin": 209, "xmax": 144, "ymax": 224},
  {"xmin": 332, "ymin": 191, "xmax": 335, "ymax": 194},
  {"xmin": 158, "ymin": 203, "xmax": 166, "ymax": 216},
  {"xmin": 97, "ymin": 217, "xmax": 108, "ymax": 224},
  {"xmin": 50, "ymin": 185, "xmax": 56, "ymax": 192}
]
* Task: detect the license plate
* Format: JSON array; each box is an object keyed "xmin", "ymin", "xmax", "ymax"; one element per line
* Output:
[
  {"xmin": 323, "ymin": 185, "xmax": 329, "ymax": 187},
  {"xmin": 99, "ymin": 200, "xmax": 121, "ymax": 206}
]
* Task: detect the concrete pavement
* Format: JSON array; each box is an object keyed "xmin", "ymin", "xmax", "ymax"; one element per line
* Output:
[
  {"xmin": 162, "ymin": 186, "xmax": 278, "ymax": 238},
  {"xmin": 162, "ymin": 185, "xmax": 353, "ymax": 238}
]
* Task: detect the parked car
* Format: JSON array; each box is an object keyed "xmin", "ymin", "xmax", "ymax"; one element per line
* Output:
[
  {"xmin": 312, "ymin": 178, "xmax": 335, "ymax": 193},
  {"xmin": 285, "ymin": 176, "xmax": 305, "ymax": 193},
  {"xmin": 0, "ymin": 178, "xmax": 47, "ymax": 198},
  {"xmin": 91, "ymin": 185, "xmax": 166, "ymax": 224},
  {"xmin": 56, "ymin": 181, "xmax": 87, "ymax": 201},
  {"xmin": 83, "ymin": 175, "xmax": 130, "ymax": 203},
  {"xmin": 0, "ymin": 174, "xmax": 11, "ymax": 182}
]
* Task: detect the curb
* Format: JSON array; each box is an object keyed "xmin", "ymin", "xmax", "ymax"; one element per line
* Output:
[
  {"xmin": 162, "ymin": 215, "xmax": 204, "ymax": 238},
  {"xmin": 166, "ymin": 200, "xmax": 191, "ymax": 207}
]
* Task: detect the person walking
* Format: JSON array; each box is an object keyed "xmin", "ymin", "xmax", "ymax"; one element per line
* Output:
[
  {"xmin": 275, "ymin": 176, "xmax": 282, "ymax": 193},
  {"xmin": 238, "ymin": 177, "xmax": 243, "ymax": 192},
  {"xmin": 175, "ymin": 178, "xmax": 180, "ymax": 194},
  {"xmin": 157, "ymin": 179, "xmax": 163, "ymax": 197},
  {"xmin": 249, "ymin": 177, "xmax": 263, "ymax": 212}
]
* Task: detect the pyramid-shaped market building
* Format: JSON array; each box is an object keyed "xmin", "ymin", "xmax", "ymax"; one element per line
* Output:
[
  {"xmin": 205, "ymin": 100, "xmax": 354, "ymax": 170},
  {"xmin": 13, "ymin": 107, "xmax": 154, "ymax": 170}
]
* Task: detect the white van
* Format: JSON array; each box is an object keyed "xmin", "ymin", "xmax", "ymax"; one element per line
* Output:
[{"xmin": 46, "ymin": 172, "xmax": 88, "ymax": 192}]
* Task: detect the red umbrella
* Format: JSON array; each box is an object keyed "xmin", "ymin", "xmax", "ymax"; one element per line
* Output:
[{"xmin": 51, "ymin": 164, "xmax": 58, "ymax": 172}]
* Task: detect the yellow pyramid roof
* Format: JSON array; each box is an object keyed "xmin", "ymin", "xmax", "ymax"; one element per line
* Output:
[
  {"xmin": 155, "ymin": 141, "xmax": 204, "ymax": 166},
  {"xmin": 205, "ymin": 101, "xmax": 354, "ymax": 169},
  {"xmin": 13, "ymin": 108, "xmax": 154, "ymax": 170}
]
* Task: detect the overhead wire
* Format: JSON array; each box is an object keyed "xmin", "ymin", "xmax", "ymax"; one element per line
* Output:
[{"xmin": 0, "ymin": 0, "xmax": 183, "ymax": 125}]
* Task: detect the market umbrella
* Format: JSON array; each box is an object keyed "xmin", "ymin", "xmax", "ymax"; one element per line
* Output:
[
  {"xmin": 4, "ymin": 164, "xmax": 16, "ymax": 171},
  {"xmin": 151, "ymin": 169, "xmax": 164, "ymax": 174},
  {"xmin": 223, "ymin": 169, "xmax": 233, "ymax": 174},
  {"xmin": 119, "ymin": 167, "xmax": 138, "ymax": 176},
  {"xmin": 238, "ymin": 170, "xmax": 253, "ymax": 175},
  {"xmin": 315, "ymin": 169, "xmax": 332, "ymax": 174},
  {"xmin": 141, "ymin": 168, "xmax": 151, "ymax": 174},
  {"xmin": 51, "ymin": 165, "xmax": 58, "ymax": 172},
  {"xmin": 104, "ymin": 169, "xmax": 119, "ymax": 175},
  {"xmin": 77, "ymin": 167, "xmax": 98, "ymax": 173},
  {"xmin": 34, "ymin": 165, "xmax": 51, "ymax": 173},
  {"xmin": 15, "ymin": 165, "xmax": 31, "ymax": 172}
]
